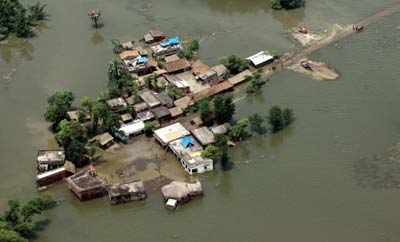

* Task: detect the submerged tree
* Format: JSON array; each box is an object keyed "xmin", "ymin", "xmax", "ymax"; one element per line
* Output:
[
  {"xmin": 246, "ymin": 71, "xmax": 267, "ymax": 94},
  {"xmin": 271, "ymin": 0, "xmax": 305, "ymax": 10},
  {"xmin": 0, "ymin": 0, "xmax": 49, "ymax": 38},
  {"xmin": 268, "ymin": 106, "xmax": 295, "ymax": 133},
  {"xmin": 220, "ymin": 55, "xmax": 249, "ymax": 75},
  {"xmin": 248, "ymin": 113, "xmax": 266, "ymax": 134},
  {"xmin": 88, "ymin": 9, "xmax": 102, "ymax": 28},
  {"xmin": 229, "ymin": 119, "xmax": 251, "ymax": 141},
  {"xmin": 0, "ymin": 196, "xmax": 56, "ymax": 241},
  {"xmin": 213, "ymin": 95, "xmax": 236, "ymax": 124}
]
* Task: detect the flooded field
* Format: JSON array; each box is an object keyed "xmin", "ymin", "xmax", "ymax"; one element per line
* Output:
[{"xmin": 1, "ymin": 0, "xmax": 400, "ymax": 242}]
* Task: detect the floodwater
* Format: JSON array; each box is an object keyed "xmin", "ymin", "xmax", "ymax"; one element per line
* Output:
[{"xmin": 1, "ymin": 0, "xmax": 400, "ymax": 241}]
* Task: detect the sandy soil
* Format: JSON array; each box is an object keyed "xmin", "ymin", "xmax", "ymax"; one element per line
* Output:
[
  {"xmin": 288, "ymin": 58, "xmax": 339, "ymax": 80},
  {"xmin": 95, "ymin": 135, "xmax": 190, "ymax": 191}
]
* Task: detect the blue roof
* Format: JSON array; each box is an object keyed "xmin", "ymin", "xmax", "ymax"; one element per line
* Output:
[
  {"xmin": 160, "ymin": 36, "xmax": 181, "ymax": 47},
  {"xmin": 180, "ymin": 136, "xmax": 194, "ymax": 148},
  {"xmin": 136, "ymin": 56, "xmax": 148, "ymax": 64}
]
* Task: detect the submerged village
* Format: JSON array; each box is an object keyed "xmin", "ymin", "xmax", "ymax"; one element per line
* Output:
[{"xmin": 35, "ymin": 17, "xmax": 346, "ymax": 209}]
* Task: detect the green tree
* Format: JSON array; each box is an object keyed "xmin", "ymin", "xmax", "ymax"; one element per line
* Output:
[
  {"xmin": 268, "ymin": 106, "xmax": 295, "ymax": 132},
  {"xmin": 214, "ymin": 95, "xmax": 235, "ymax": 124},
  {"xmin": 44, "ymin": 91, "xmax": 74, "ymax": 126},
  {"xmin": 248, "ymin": 113, "xmax": 266, "ymax": 134},
  {"xmin": 144, "ymin": 122, "xmax": 155, "ymax": 137},
  {"xmin": 55, "ymin": 120, "xmax": 88, "ymax": 165},
  {"xmin": 202, "ymin": 145, "xmax": 223, "ymax": 163},
  {"xmin": 282, "ymin": 108, "xmax": 295, "ymax": 126},
  {"xmin": 0, "ymin": 0, "xmax": 48, "ymax": 39},
  {"xmin": 220, "ymin": 55, "xmax": 249, "ymax": 75},
  {"xmin": 0, "ymin": 228, "xmax": 28, "ymax": 242},
  {"xmin": 271, "ymin": 0, "xmax": 305, "ymax": 10},
  {"xmin": 246, "ymin": 72, "xmax": 267, "ymax": 94},
  {"xmin": 229, "ymin": 119, "xmax": 251, "ymax": 141},
  {"xmin": 198, "ymin": 98, "xmax": 212, "ymax": 122},
  {"xmin": 0, "ymin": 196, "xmax": 56, "ymax": 241},
  {"xmin": 268, "ymin": 106, "xmax": 284, "ymax": 132},
  {"xmin": 28, "ymin": 2, "xmax": 49, "ymax": 21}
]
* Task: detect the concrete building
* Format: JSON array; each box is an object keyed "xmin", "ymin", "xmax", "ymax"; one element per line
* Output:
[{"xmin": 153, "ymin": 122, "xmax": 190, "ymax": 146}]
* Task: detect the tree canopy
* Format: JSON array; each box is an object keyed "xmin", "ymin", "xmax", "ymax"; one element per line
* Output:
[
  {"xmin": 56, "ymin": 120, "xmax": 88, "ymax": 166},
  {"xmin": 0, "ymin": 196, "xmax": 56, "ymax": 242},
  {"xmin": 0, "ymin": 0, "xmax": 48, "ymax": 38},
  {"xmin": 213, "ymin": 95, "xmax": 235, "ymax": 124},
  {"xmin": 271, "ymin": 0, "xmax": 305, "ymax": 10},
  {"xmin": 268, "ymin": 106, "xmax": 295, "ymax": 132},
  {"xmin": 220, "ymin": 55, "xmax": 249, "ymax": 75},
  {"xmin": 44, "ymin": 91, "xmax": 74, "ymax": 126}
]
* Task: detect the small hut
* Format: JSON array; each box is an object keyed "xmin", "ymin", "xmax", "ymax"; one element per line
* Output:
[
  {"xmin": 66, "ymin": 169, "xmax": 107, "ymax": 201},
  {"xmin": 108, "ymin": 181, "xmax": 147, "ymax": 205},
  {"xmin": 161, "ymin": 181, "xmax": 203, "ymax": 205}
]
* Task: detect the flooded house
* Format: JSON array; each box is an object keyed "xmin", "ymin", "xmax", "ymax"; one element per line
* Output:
[
  {"xmin": 228, "ymin": 69, "xmax": 253, "ymax": 86},
  {"xmin": 169, "ymin": 107, "xmax": 184, "ymax": 119},
  {"xmin": 108, "ymin": 180, "xmax": 147, "ymax": 205},
  {"xmin": 123, "ymin": 56, "xmax": 157, "ymax": 76},
  {"xmin": 133, "ymin": 102, "xmax": 149, "ymax": 113},
  {"xmin": 151, "ymin": 106, "xmax": 171, "ymax": 121},
  {"xmin": 144, "ymin": 30, "xmax": 167, "ymax": 44},
  {"xmin": 153, "ymin": 122, "xmax": 190, "ymax": 146},
  {"xmin": 136, "ymin": 110, "xmax": 155, "ymax": 122},
  {"xmin": 67, "ymin": 110, "xmax": 90, "ymax": 122},
  {"xmin": 191, "ymin": 127, "xmax": 216, "ymax": 146},
  {"xmin": 164, "ymin": 54, "xmax": 180, "ymax": 63},
  {"xmin": 37, "ymin": 149, "xmax": 66, "ymax": 173},
  {"xmin": 161, "ymin": 181, "xmax": 203, "ymax": 208},
  {"xmin": 119, "ymin": 50, "xmax": 140, "ymax": 60},
  {"xmin": 151, "ymin": 36, "xmax": 182, "ymax": 56},
  {"xmin": 154, "ymin": 92, "xmax": 174, "ymax": 108},
  {"xmin": 174, "ymin": 96, "xmax": 194, "ymax": 111},
  {"xmin": 210, "ymin": 64, "xmax": 229, "ymax": 83},
  {"xmin": 66, "ymin": 169, "xmax": 107, "ymax": 201},
  {"xmin": 192, "ymin": 80, "xmax": 234, "ymax": 101},
  {"xmin": 90, "ymin": 132, "xmax": 115, "ymax": 149},
  {"xmin": 120, "ymin": 113, "xmax": 133, "ymax": 123},
  {"xmin": 36, "ymin": 161, "xmax": 75, "ymax": 187},
  {"xmin": 210, "ymin": 123, "xmax": 231, "ymax": 135},
  {"xmin": 192, "ymin": 60, "xmax": 211, "ymax": 77},
  {"xmin": 106, "ymin": 97, "xmax": 128, "ymax": 112},
  {"xmin": 168, "ymin": 135, "xmax": 213, "ymax": 175},
  {"xmin": 139, "ymin": 90, "xmax": 161, "ymax": 108},
  {"xmin": 119, "ymin": 120, "xmax": 145, "ymax": 137},
  {"xmin": 163, "ymin": 58, "xmax": 191, "ymax": 74},
  {"xmin": 247, "ymin": 51, "xmax": 274, "ymax": 68},
  {"xmin": 163, "ymin": 74, "xmax": 190, "ymax": 93}
]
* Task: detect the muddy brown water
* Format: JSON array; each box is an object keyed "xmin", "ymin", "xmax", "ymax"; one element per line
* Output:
[{"xmin": 1, "ymin": 0, "xmax": 400, "ymax": 242}]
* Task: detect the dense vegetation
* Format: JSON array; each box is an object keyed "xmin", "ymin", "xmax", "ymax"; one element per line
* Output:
[
  {"xmin": 220, "ymin": 55, "xmax": 249, "ymax": 75},
  {"xmin": 178, "ymin": 39, "xmax": 200, "ymax": 60},
  {"xmin": 0, "ymin": 196, "xmax": 56, "ymax": 242},
  {"xmin": 271, "ymin": 0, "xmax": 305, "ymax": 10},
  {"xmin": 0, "ymin": 0, "xmax": 48, "ymax": 39}
]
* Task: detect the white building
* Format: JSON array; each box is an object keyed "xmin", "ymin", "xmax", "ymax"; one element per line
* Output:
[
  {"xmin": 168, "ymin": 135, "xmax": 213, "ymax": 175},
  {"xmin": 153, "ymin": 122, "xmax": 190, "ymax": 146},
  {"xmin": 119, "ymin": 120, "xmax": 145, "ymax": 137},
  {"xmin": 247, "ymin": 51, "xmax": 274, "ymax": 68}
]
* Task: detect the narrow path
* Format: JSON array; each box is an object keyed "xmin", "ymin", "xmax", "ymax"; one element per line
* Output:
[{"xmin": 261, "ymin": 1, "xmax": 400, "ymax": 77}]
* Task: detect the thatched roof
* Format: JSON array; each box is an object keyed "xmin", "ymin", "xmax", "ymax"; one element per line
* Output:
[{"xmin": 161, "ymin": 181, "xmax": 202, "ymax": 201}]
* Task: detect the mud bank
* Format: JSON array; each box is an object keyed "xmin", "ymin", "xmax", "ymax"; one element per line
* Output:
[{"xmin": 288, "ymin": 58, "xmax": 339, "ymax": 80}]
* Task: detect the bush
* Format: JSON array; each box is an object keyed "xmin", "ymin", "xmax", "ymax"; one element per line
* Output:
[
  {"xmin": 229, "ymin": 119, "xmax": 251, "ymax": 141},
  {"xmin": 44, "ymin": 91, "xmax": 74, "ymax": 126},
  {"xmin": 144, "ymin": 122, "xmax": 155, "ymax": 137},
  {"xmin": 214, "ymin": 95, "xmax": 235, "ymax": 124},
  {"xmin": 271, "ymin": 0, "xmax": 305, "ymax": 10},
  {"xmin": 220, "ymin": 55, "xmax": 249, "ymax": 75},
  {"xmin": 268, "ymin": 106, "xmax": 295, "ymax": 133}
]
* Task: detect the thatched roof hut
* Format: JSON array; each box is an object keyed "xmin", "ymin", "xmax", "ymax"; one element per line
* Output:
[{"xmin": 161, "ymin": 181, "xmax": 203, "ymax": 203}]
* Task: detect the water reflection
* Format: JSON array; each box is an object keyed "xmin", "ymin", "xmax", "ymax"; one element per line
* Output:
[
  {"xmin": 270, "ymin": 126, "xmax": 294, "ymax": 147},
  {"xmin": 90, "ymin": 31, "xmax": 105, "ymax": 46},
  {"xmin": 0, "ymin": 37, "xmax": 35, "ymax": 63},
  {"xmin": 354, "ymin": 143, "xmax": 400, "ymax": 189},
  {"xmin": 271, "ymin": 7, "xmax": 305, "ymax": 29},
  {"xmin": 206, "ymin": 0, "xmax": 272, "ymax": 14}
]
